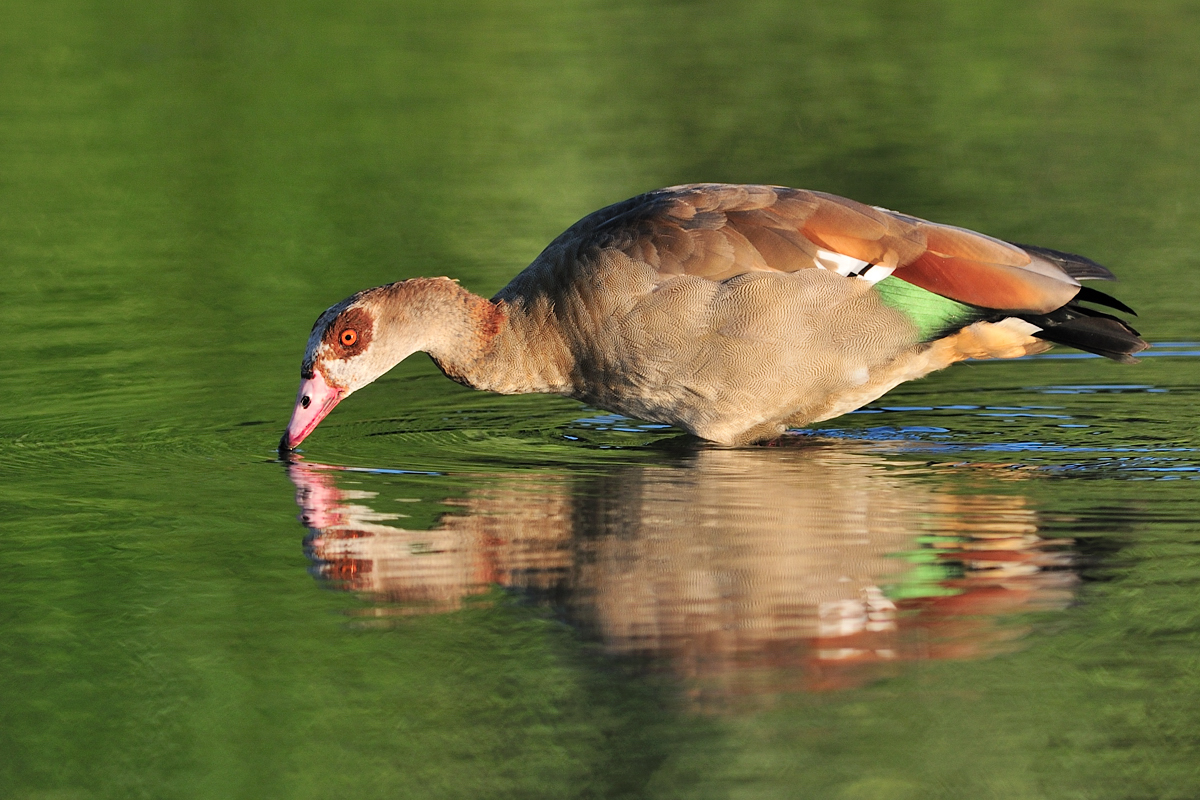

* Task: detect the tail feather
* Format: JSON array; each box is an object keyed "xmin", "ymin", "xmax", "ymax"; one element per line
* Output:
[
  {"xmin": 1022, "ymin": 302, "xmax": 1149, "ymax": 364},
  {"xmin": 1001, "ymin": 244, "xmax": 1149, "ymax": 363}
]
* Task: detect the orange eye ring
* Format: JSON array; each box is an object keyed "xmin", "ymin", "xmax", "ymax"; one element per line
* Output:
[{"xmin": 340, "ymin": 329, "xmax": 358, "ymax": 347}]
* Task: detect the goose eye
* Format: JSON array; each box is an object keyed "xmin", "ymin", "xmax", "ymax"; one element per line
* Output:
[{"xmin": 340, "ymin": 329, "xmax": 358, "ymax": 347}]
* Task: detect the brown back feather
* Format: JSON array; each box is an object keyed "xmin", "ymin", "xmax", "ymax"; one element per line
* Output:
[{"xmin": 499, "ymin": 184, "xmax": 1083, "ymax": 314}]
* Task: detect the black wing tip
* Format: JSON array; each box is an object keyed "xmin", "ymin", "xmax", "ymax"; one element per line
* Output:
[
  {"xmin": 1009, "ymin": 242, "xmax": 1149, "ymax": 362},
  {"xmin": 1074, "ymin": 285, "xmax": 1138, "ymax": 317},
  {"xmin": 1010, "ymin": 242, "xmax": 1117, "ymax": 281}
]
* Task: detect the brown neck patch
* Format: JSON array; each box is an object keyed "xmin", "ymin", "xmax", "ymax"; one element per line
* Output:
[{"xmin": 470, "ymin": 297, "xmax": 508, "ymax": 349}]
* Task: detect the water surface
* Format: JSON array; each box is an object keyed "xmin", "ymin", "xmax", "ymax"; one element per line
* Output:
[{"xmin": 4, "ymin": 1, "xmax": 1200, "ymax": 798}]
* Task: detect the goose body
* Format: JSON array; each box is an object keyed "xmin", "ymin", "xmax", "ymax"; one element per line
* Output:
[{"xmin": 283, "ymin": 184, "xmax": 1147, "ymax": 448}]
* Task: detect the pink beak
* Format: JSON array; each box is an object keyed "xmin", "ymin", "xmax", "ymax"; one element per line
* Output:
[{"xmin": 281, "ymin": 370, "xmax": 346, "ymax": 450}]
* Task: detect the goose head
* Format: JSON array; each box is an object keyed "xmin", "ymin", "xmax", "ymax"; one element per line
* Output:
[
  {"xmin": 280, "ymin": 277, "xmax": 495, "ymax": 451},
  {"xmin": 281, "ymin": 285, "xmax": 423, "ymax": 451}
]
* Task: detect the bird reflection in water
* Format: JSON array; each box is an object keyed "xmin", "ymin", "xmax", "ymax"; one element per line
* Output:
[{"xmin": 286, "ymin": 444, "xmax": 1077, "ymax": 700}]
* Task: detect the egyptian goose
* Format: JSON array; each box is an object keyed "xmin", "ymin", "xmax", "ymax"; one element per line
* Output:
[{"xmin": 282, "ymin": 184, "xmax": 1147, "ymax": 449}]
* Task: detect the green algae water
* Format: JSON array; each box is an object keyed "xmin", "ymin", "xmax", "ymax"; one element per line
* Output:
[{"xmin": 4, "ymin": 1, "xmax": 1200, "ymax": 798}]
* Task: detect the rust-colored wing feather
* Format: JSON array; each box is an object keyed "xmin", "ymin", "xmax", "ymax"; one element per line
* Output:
[{"xmin": 517, "ymin": 184, "xmax": 1085, "ymax": 315}]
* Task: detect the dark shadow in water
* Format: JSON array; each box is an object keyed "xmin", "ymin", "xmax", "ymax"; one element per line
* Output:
[{"xmin": 285, "ymin": 441, "xmax": 1078, "ymax": 704}]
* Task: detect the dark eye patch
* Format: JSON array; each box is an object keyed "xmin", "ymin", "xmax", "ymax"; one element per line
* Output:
[{"xmin": 323, "ymin": 307, "xmax": 373, "ymax": 356}]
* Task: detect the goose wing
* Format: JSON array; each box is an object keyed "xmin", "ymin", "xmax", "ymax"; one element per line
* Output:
[{"xmin": 506, "ymin": 183, "xmax": 1096, "ymax": 315}]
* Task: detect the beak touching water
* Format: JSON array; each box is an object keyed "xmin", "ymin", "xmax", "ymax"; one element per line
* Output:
[{"xmin": 281, "ymin": 370, "xmax": 346, "ymax": 451}]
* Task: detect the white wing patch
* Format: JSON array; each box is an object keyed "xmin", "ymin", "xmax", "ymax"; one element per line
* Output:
[{"xmin": 814, "ymin": 249, "xmax": 895, "ymax": 285}]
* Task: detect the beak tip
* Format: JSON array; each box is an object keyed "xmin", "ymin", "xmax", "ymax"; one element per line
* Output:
[{"xmin": 284, "ymin": 370, "xmax": 343, "ymax": 454}]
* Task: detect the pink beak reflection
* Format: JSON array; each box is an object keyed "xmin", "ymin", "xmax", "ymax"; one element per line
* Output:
[{"xmin": 281, "ymin": 370, "xmax": 346, "ymax": 450}]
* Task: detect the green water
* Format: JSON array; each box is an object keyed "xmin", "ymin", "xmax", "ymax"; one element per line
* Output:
[{"xmin": 4, "ymin": 1, "xmax": 1200, "ymax": 798}]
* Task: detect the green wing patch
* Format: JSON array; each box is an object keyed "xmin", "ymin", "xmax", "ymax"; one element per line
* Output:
[{"xmin": 872, "ymin": 276, "xmax": 988, "ymax": 342}]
